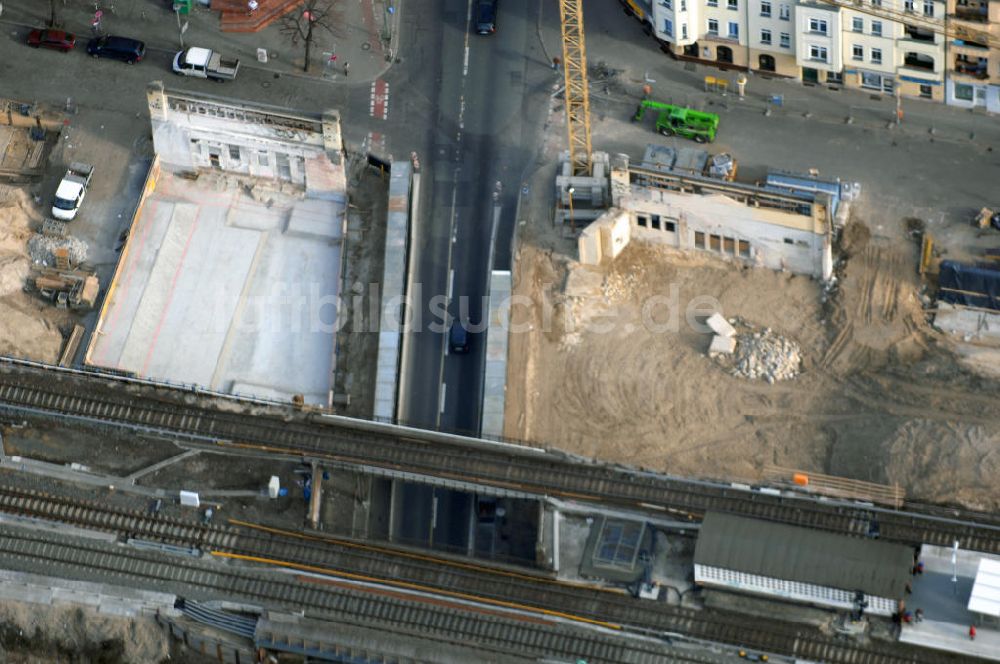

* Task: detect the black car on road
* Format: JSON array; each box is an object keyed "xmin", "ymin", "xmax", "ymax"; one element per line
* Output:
[
  {"xmin": 87, "ymin": 35, "xmax": 145, "ymax": 64},
  {"xmin": 475, "ymin": 0, "xmax": 497, "ymax": 34}
]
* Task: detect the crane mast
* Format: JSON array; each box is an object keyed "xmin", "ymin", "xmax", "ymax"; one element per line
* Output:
[{"xmin": 558, "ymin": 0, "xmax": 594, "ymax": 177}]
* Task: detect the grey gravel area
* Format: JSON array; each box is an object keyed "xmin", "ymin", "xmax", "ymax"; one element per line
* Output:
[{"xmin": 27, "ymin": 234, "xmax": 88, "ymax": 267}]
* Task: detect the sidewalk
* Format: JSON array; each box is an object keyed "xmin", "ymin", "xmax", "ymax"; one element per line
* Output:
[
  {"xmin": 1, "ymin": 0, "xmax": 399, "ymax": 84},
  {"xmin": 551, "ymin": 0, "xmax": 1000, "ymax": 149}
]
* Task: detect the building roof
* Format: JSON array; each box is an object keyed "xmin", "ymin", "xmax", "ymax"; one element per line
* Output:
[
  {"xmin": 968, "ymin": 557, "xmax": 1000, "ymax": 617},
  {"xmin": 694, "ymin": 512, "xmax": 913, "ymax": 600},
  {"xmin": 183, "ymin": 47, "xmax": 212, "ymax": 67}
]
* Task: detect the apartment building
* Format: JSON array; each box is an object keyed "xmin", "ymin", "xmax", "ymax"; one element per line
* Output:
[
  {"xmin": 645, "ymin": 0, "xmax": 1000, "ymax": 110},
  {"xmin": 947, "ymin": 0, "xmax": 1000, "ymax": 110}
]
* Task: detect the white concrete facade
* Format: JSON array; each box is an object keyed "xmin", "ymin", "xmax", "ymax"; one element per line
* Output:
[
  {"xmin": 146, "ymin": 82, "xmax": 343, "ymax": 190},
  {"xmin": 618, "ymin": 187, "xmax": 832, "ymax": 279}
]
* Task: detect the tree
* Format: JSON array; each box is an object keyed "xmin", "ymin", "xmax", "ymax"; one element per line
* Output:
[{"xmin": 280, "ymin": 0, "xmax": 343, "ymax": 73}]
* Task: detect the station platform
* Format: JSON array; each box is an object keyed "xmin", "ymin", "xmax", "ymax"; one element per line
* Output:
[{"xmin": 899, "ymin": 544, "xmax": 1000, "ymax": 661}]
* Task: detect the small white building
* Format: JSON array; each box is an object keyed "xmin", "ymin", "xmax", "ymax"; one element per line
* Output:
[
  {"xmin": 591, "ymin": 153, "xmax": 834, "ymax": 280},
  {"xmin": 694, "ymin": 512, "xmax": 913, "ymax": 616}
]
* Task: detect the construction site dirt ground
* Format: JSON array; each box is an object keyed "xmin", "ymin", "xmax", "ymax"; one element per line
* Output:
[{"xmin": 504, "ymin": 69, "xmax": 1000, "ymax": 511}]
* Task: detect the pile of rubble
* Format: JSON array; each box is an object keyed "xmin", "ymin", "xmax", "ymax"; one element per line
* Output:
[
  {"xmin": 706, "ymin": 314, "xmax": 801, "ymax": 383},
  {"xmin": 27, "ymin": 234, "xmax": 87, "ymax": 267},
  {"xmin": 731, "ymin": 329, "xmax": 801, "ymax": 383},
  {"xmin": 603, "ymin": 269, "xmax": 642, "ymax": 302}
]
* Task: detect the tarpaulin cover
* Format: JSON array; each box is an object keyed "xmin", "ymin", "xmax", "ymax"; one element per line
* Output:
[{"xmin": 939, "ymin": 260, "xmax": 1000, "ymax": 311}]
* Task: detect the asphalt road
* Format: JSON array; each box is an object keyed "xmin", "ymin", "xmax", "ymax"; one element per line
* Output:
[{"xmin": 392, "ymin": 0, "xmax": 552, "ymax": 434}]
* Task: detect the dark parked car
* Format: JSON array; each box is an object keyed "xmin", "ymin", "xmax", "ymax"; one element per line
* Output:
[
  {"xmin": 475, "ymin": 0, "xmax": 497, "ymax": 34},
  {"xmin": 449, "ymin": 320, "xmax": 470, "ymax": 354},
  {"xmin": 27, "ymin": 29, "xmax": 76, "ymax": 53},
  {"xmin": 86, "ymin": 35, "xmax": 145, "ymax": 64}
]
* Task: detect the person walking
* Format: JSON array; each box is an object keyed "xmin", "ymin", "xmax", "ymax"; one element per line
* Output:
[
  {"xmin": 343, "ymin": 61, "xmax": 350, "ymax": 76},
  {"xmin": 915, "ymin": 608, "xmax": 924, "ymax": 623},
  {"xmin": 969, "ymin": 624, "xmax": 977, "ymax": 640}
]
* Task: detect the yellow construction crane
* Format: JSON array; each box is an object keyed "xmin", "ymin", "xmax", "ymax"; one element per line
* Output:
[{"xmin": 558, "ymin": 0, "xmax": 593, "ymax": 176}]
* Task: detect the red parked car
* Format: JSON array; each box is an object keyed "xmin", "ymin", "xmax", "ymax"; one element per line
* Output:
[{"xmin": 27, "ymin": 29, "xmax": 76, "ymax": 53}]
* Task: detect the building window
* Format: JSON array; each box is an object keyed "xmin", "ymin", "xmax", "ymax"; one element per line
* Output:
[
  {"xmin": 852, "ymin": 17, "xmax": 863, "ymax": 31},
  {"xmin": 708, "ymin": 18, "xmax": 719, "ymax": 35},
  {"xmin": 954, "ymin": 83, "xmax": 974, "ymax": 101},
  {"xmin": 808, "ymin": 18, "xmax": 828, "ymax": 35},
  {"xmin": 761, "ymin": 28, "xmax": 772, "ymax": 44},
  {"xmin": 919, "ymin": 84, "xmax": 932, "ymax": 98},
  {"xmin": 905, "ymin": 0, "xmax": 914, "ymax": 10},
  {"xmin": 871, "ymin": 20, "xmax": 882, "ymax": 36},
  {"xmin": 728, "ymin": 21, "xmax": 739, "ymax": 38},
  {"xmin": 257, "ymin": 152, "xmax": 268, "ymax": 166},
  {"xmin": 664, "ymin": 18, "xmax": 674, "ymax": 36},
  {"xmin": 827, "ymin": 70, "xmax": 843, "ymax": 84},
  {"xmin": 664, "ymin": 219, "xmax": 678, "ymax": 232},
  {"xmin": 637, "ymin": 215, "xmax": 649, "ymax": 227},
  {"xmin": 852, "ymin": 44, "xmax": 864, "ymax": 60},
  {"xmin": 707, "ymin": 0, "xmax": 717, "ymax": 5},
  {"xmin": 728, "ymin": 0, "xmax": 738, "ymax": 9},
  {"xmin": 923, "ymin": 0, "xmax": 934, "ymax": 15},
  {"xmin": 681, "ymin": 0, "xmax": 687, "ymax": 10},
  {"xmin": 779, "ymin": 3, "xmax": 790, "ymax": 19},
  {"xmin": 760, "ymin": 0, "xmax": 771, "ymax": 16},
  {"xmin": 738, "ymin": 240, "xmax": 751, "ymax": 258},
  {"xmin": 871, "ymin": 0, "xmax": 881, "ymax": 6},
  {"xmin": 723, "ymin": 237, "xmax": 736, "ymax": 254},
  {"xmin": 682, "ymin": 23, "xmax": 688, "ymax": 39},
  {"xmin": 276, "ymin": 153, "xmax": 291, "ymax": 179},
  {"xmin": 228, "ymin": 145, "xmax": 241, "ymax": 161},
  {"xmin": 809, "ymin": 44, "xmax": 828, "ymax": 62},
  {"xmin": 651, "ymin": 214, "xmax": 662, "ymax": 230},
  {"xmin": 871, "ymin": 47, "xmax": 882, "ymax": 64},
  {"xmin": 783, "ymin": 238, "xmax": 794, "ymax": 245},
  {"xmin": 861, "ymin": 71, "xmax": 883, "ymax": 89},
  {"xmin": 710, "ymin": 234, "xmax": 722, "ymax": 251},
  {"xmin": 663, "ymin": 0, "xmax": 672, "ymax": 8},
  {"xmin": 694, "ymin": 231, "xmax": 706, "ymax": 248},
  {"xmin": 780, "ymin": 32, "xmax": 790, "ymax": 47}
]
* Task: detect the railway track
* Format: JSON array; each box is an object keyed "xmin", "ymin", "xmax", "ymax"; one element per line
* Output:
[
  {"xmin": 0, "ymin": 485, "xmax": 978, "ymax": 664},
  {"xmin": 0, "ymin": 359, "xmax": 998, "ymax": 557},
  {"xmin": 0, "ymin": 525, "xmax": 690, "ymax": 664}
]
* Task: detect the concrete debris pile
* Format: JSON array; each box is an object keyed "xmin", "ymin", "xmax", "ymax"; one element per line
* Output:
[
  {"xmin": 731, "ymin": 328, "xmax": 802, "ymax": 383},
  {"xmin": 28, "ymin": 234, "xmax": 87, "ymax": 267},
  {"xmin": 603, "ymin": 269, "xmax": 643, "ymax": 302}
]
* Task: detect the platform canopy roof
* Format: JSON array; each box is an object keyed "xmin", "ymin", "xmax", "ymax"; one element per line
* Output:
[
  {"xmin": 694, "ymin": 512, "xmax": 914, "ymax": 600},
  {"xmin": 968, "ymin": 557, "xmax": 1000, "ymax": 618}
]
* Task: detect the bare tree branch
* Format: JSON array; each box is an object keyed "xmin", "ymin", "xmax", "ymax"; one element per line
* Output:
[{"xmin": 279, "ymin": 0, "xmax": 344, "ymax": 73}]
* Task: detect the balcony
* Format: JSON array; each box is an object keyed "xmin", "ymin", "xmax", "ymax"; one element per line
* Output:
[
  {"xmin": 904, "ymin": 53, "xmax": 935, "ymax": 69},
  {"xmin": 952, "ymin": 5, "xmax": 989, "ymax": 22},
  {"xmin": 953, "ymin": 58, "xmax": 990, "ymax": 79},
  {"xmin": 903, "ymin": 25, "xmax": 936, "ymax": 42}
]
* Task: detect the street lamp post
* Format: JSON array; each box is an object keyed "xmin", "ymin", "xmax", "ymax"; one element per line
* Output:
[
  {"xmin": 567, "ymin": 186, "xmax": 576, "ymax": 232},
  {"xmin": 174, "ymin": 5, "xmax": 184, "ymax": 49}
]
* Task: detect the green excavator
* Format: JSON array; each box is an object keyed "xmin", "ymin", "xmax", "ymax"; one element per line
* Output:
[{"xmin": 633, "ymin": 100, "xmax": 720, "ymax": 144}]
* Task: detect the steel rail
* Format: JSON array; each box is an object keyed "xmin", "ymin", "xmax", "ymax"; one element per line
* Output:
[{"xmin": 0, "ymin": 360, "xmax": 998, "ymax": 557}]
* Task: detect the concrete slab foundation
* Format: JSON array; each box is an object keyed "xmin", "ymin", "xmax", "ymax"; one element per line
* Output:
[{"xmin": 88, "ymin": 168, "xmax": 344, "ymax": 406}]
